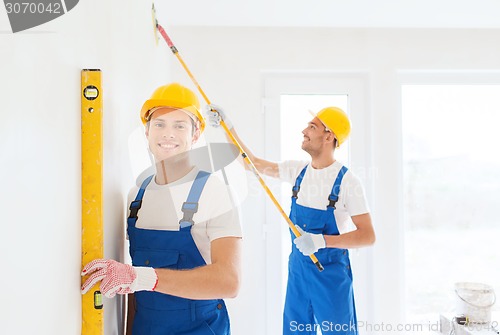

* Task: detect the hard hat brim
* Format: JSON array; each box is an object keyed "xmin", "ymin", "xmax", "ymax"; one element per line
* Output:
[
  {"xmin": 308, "ymin": 109, "xmax": 331, "ymax": 132},
  {"xmin": 141, "ymin": 100, "xmax": 205, "ymax": 132}
]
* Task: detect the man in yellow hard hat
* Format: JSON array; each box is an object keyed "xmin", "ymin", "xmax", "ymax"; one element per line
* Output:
[
  {"xmin": 81, "ymin": 83, "xmax": 242, "ymax": 335},
  {"xmin": 207, "ymin": 105, "xmax": 375, "ymax": 335}
]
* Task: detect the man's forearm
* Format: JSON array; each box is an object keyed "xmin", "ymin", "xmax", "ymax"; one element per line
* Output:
[
  {"xmin": 229, "ymin": 128, "xmax": 280, "ymax": 177},
  {"xmin": 324, "ymin": 227, "xmax": 376, "ymax": 249},
  {"xmin": 229, "ymin": 129, "xmax": 256, "ymax": 163},
  {"xmin": 324, "ymin": 213, "xmax": 375, "ymax": 249},
  {"xmin": 154, "ymin": 237, "xmax": 242, "ymax": 300},
  {"xmin": 154, "ymin": 262, "xmax": 240, "ymax": 299}
]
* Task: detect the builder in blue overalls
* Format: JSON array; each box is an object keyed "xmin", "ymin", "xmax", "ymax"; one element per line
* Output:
[
  {"xmin": 207, "ymin": 105, "xmax": 375, "ymax": 334},
  {"xmin": 82, "ymin": 83, "xmax": 242, "ymax": 335}
]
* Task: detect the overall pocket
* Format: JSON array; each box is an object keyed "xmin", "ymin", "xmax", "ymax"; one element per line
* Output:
[{"xmin": 132, "ymin": 249, "xmax": 180, "ymax": 269}]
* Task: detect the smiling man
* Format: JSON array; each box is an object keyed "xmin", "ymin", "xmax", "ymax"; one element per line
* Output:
[
  {"xmin": 207, "ymin": 105, "xmax": 375, "ymax": 335},
  {"xmin": 81, "ymin": 83, "xmax": 242, "ymax": 335}
]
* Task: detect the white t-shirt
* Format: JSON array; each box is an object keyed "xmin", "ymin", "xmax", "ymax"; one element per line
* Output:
[
  {"xmin": 278, "ymin": 160, "xmax": 370, "ymax": 234},
  {"xmin": 127, "ymin": 167, "xmax": 242, "ymax": 264}
]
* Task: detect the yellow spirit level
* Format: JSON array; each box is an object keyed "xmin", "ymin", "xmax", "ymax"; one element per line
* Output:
[{"xmin": 81, "ymin": 69, "xmax": 104, "ymax": 335}]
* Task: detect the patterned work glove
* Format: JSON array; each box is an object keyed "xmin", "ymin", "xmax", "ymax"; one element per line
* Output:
[
  {"xmin": 204, "ymin": 104, "xmax": 233, "ymax": 130},
  {"xmin": 81, "ymin": 259, "xmax": 158, "ymax": 298},
  {"xmin": 293, "ymin": 225, "xmax": 326, "ymax": 256}
]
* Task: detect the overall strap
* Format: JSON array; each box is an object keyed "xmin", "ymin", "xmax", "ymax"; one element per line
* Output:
[
  {"xmin": 128, "ymin": 175, "xmax": 154, "ymax": 221},
  {"xmin": 179, "ymin": 171, "xmax": 211, "ymax": 229},
  {"xmin": 292, "ymin": 165, "xmax": 308, "ymax": 199},
  {"xmin": 328, "ymin": 166, "xmax": 348, "ymax": 209}
]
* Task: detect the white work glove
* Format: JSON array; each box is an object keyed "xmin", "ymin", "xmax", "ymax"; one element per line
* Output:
[
  {"xmin": 81, "ymin": 259, "xmax": 158, "ymax": 298},
  {"xmin": 204, "ymin": 104, "xmax": 233, "ymax": 130},
  {"xmin": 293, "ymin": 225, "xmax": 326, "ymax": 256}
]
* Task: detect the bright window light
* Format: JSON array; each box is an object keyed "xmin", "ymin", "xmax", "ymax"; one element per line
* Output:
[{"xmin": 402, "ymin": 85, "xmax": 500, "ymax": 321}]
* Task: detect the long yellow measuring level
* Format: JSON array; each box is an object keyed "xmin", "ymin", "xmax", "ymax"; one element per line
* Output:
[{"xmin": 81, "ymin": 69, "xmax": 104, "ymax": 335}]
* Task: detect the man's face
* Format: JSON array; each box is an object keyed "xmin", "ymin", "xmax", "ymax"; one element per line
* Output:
[
  {"xmin": 301, "ymin": 117, "xmax": 332, "ymax": 154},
  {"xmin": 145, "ymin": 108, "xmax": 199, "ymax": 162}
]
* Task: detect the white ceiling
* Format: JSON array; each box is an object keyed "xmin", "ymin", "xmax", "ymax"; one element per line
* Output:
[{"xmin": 155, "ymin": 0, "xmax": 500, "ymax": 29}]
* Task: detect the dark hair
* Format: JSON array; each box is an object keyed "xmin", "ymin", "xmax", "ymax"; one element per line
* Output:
[{"xmin": 189, "ymin": 117, "xmax": 197, "ymax": 136}]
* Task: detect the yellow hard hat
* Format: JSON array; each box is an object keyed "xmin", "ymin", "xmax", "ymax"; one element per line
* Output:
[
  {"xmin": 309, "ymin": 106, "xmax": 351, "ymax": 147},
  {"xmin": 140, "ymin": 83, "xmax": 205, "ymax": 133}
]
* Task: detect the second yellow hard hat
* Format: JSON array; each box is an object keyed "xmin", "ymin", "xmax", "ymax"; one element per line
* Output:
[{"xmin": 310, "ymin": 106, "xmax": 351, "ymax": 147}]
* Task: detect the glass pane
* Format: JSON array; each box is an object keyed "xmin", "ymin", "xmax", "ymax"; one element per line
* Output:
[{"xmin": 402, "ymin": 85, "xmax": 500, "ymax": 322}]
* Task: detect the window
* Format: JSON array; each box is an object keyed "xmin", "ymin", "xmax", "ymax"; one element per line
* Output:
[{"xmin": 402, "ymin": 84, "xmax": 500, "ymax": 320}]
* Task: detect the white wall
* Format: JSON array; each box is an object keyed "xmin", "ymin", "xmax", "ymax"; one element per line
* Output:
[
  {"xmin": 0, "ymin": 2, "xmax": 172, "ymax": 334},
  {"xmin": 155, "ymin": 0, "xmax": 500, "ymax": 28},
  {"xmin": 168, "ymin": 26, "xmax": 500, "ymax": 334}
]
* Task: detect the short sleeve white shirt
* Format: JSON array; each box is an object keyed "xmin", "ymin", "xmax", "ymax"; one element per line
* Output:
[
  {"xmin": 278, "ymin": 160, "xmax": 369, "ymax": 234},
  {"xmin": 127, "ymin": 167, "xmax": 242, "ymax": 264}
]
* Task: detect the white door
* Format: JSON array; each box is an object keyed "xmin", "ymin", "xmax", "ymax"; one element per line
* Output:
[{"xmin": 262, "ymin": 72, "xmax": 373, "ymax": 334}]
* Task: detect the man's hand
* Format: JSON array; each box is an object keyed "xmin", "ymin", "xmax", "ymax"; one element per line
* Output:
[
  {"xmin": 81, "ymin": 259, "xmax": 158, "ymax": 298},
  {"xmin": 204, "ymin": 104, "xmax": 233, "ymax": 130},
  {"xmin": 293, "ymin": 226, "xmax": 326, "ymax": 256}
]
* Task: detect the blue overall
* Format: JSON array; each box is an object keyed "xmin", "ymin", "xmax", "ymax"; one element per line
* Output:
[
  {"xmin": 283, "ymin": 165, "xmax": 357, "ymax": 335},
  {"xmin": 127, "ymin": 171, "xmax": 230, "ymax": 335}
]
